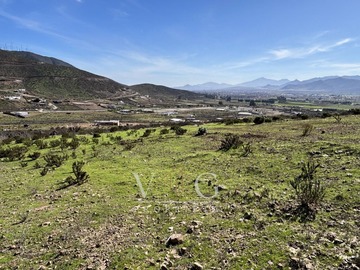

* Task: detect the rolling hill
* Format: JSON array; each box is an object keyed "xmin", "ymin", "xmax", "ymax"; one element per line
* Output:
[
  {"xmin": 0, "ymin": 49, "xmax": 133, "ymax": 100},
  {"xmin": 0, "ymin": 50, "xmax": 204, "ymax": 110},
  {"xmin": 130, "ymin": 83, "xmax": 204, "ymax": 102}
]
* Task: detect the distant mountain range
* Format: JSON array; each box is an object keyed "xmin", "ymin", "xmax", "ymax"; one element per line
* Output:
[{"xmin": 177, "ymin": 76, "xmax": 360, "ymax": 95}]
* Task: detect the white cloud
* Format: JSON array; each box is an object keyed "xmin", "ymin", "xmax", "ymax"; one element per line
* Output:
[
  {"xmin": 269, "ymin": 49, "xmax": 292, "ymax": 60},
  {"xmin": 269, "ymin": 38, "xmax": 353, "ymax": 60}
]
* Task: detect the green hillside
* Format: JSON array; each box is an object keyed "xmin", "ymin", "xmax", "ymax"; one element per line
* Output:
[
  {"xmin": 0, "ymin": 115, "xmax": 359, "ymax": 269},
  {"xmin": 0, "ymin": 50, "xmax": 130, "ymax": 99}
]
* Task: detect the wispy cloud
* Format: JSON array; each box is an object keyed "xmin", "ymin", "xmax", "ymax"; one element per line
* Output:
[
  {"xmin": 0, "ymin": 9, "xmax": 98, "ymax": 51},
  {"xmin": 118, "ymin": 50, "xmax": 201, "ymax": 75},
  {"xmin": 311, "ymin": 60, "xmax": 360, "ymax": 72},
  {"xmin": 269, "ymin": 38, "xmax": 353, "ymax": 60},
  {"xmin": 110, "ymin": 8, "xmax": 129, "ymax": 18},
  {"xmin": 0, "ymin": 9, "xmax": 65, "ymax": 38}
]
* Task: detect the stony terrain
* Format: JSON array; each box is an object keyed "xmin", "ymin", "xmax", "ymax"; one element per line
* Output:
[{"xmin": 0, "ymin": 114, "xmax": 359, "ymax": 269}]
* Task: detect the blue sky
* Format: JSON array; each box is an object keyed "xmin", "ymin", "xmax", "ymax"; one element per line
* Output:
[{"xmin": 1, "ymin": 0, "xmax": 360, "ymax": 87}]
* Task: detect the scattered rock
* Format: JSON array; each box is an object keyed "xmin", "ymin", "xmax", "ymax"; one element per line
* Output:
[
  {"xmin": 243, "ymin": 212, "xmax": 253, "ymax": 220},
  {"xmin": 191, "ymin": 262, "xmax": 203, "ymax": 270},
  {"xmin": 178, "ymin": 247, "xmax": 187, "ymax": 256},
  {"xmin": 165, "ymin": 234, "xmax": 184, "ymax": 247},
  {"xmin": 39, "ymin": 221, "xmax": 51, "ymax": 227}
]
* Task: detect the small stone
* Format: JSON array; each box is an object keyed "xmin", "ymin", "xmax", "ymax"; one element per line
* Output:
[
  {"xmin": 178, "ymin": 247, "xmax": 187, "ymax": 256},
  {"xmin": 326, "ymin": 232, "xmax": 337, "ymax": 242},
  {"xmin": 243, "ymin": 212, "xmax": 253, "ymax": 220},
  {"xmin": 333, "ymin": 238, "xmax": 344, "ymax": 245},
  {"xmin": 216, "ymin": 185, "xmax": 227, "ymax": 191},
  {"xmin": 160, "ymin": 264, "xmax": 168, "ymax": 270},
  {"xmin": 165, "ymin": 234, "xmax": 184, "ymax": 247},
  {"xmin": 191, "ymin": 262, "xmax": 203, "ymax": 270}
]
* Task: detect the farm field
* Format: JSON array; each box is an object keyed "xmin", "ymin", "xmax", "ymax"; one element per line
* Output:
[{"xmin": 0, "ymin": 115, "xmax": 359, "ymax": 269}]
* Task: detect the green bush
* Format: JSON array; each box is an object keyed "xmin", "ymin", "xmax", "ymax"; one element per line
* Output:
[
  {"xmin": 28, "ymin": 152, "xmax": 41, "ymax": 160},
  {"xmin": 302, "ymin": 123, "xmax": 313, "ymax": 136},
  {"xmin": 57, "ymin": 161, "xmax": 89, "ymax": 189},
  {"xmin": 43, "ymin": 153, "xmax": 68, "ymax": 168},
  {"xmin": 219, "ymin": 134, "xmax": 243, "ymax": 151},
  {"xmin": 290, "ymin": 159, "xmax": 325, "ymax": 210},
  {"xmin": 171, "ymin": 126, "xmax": 187, "ymax": 135},
  {"xmin": 68, "ymin": 137, "xmax": 80, "ymax": 150},
  {"xmin": 0, "ymin": 146, "xmax": 28, "ymax": 161},
  {"xmin": 142, "ymin": 129, "xmax": 152, "ymax": 137},
  {"xmin": 160, "ymin": 128, "xmax": 169, "ymax": 135},
  {"xmin": 253, "ymin": 116, "xmax": 265, "ymax": 125},
  {"xmin": 195, "ymin": 127, "xmax": 207, "ymax": 136},
  {"xmin": 34, "ymin": 139, "xmax": 48, "ymax": 149}
]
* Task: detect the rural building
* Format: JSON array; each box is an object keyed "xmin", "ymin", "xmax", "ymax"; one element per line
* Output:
[
  {"xmin": 5, "ymin": 96, "xmax": 21, "ymax": 101},
  {"xmin": 169, "ymin": 118, "xmax": 185, "ymax": 123},
  {"xmin": 94, "ymin": 120, "xmax": 120, "ymax": 126}
]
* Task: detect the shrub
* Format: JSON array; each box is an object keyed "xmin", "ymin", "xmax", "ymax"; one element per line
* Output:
[
  {"xmin": 272, "ymin": 116, "xmax": 281, "ymax": 121},
  {"xmin": 241, "ymin": 142, "xmax": 252, "ymax": 157},
  {"xmin": 28, "ymin": 152, "xmax": 41, "ymax": 160},
  {"xmin": 34, "ymin": 139, "xmax": 48, "ymax": 149},
  {"xmin": 20, "ymin": 161, "xmax": 28, "ymax": 167},
  {"xmin": 302, "ymin": 123, "xmax": 313, "ymax": 136},
  {"xmin": 142, "ymin": 129, "xmax": 152, "ymax": 137},
  {"xmin": 160, "ymin": 128, "xmax": 169, "ymax": 135},
  {"xmin": 68, "ymin": 137, "xmax": 80, "ymax": 150},
  {"xmin": 253, "ymin": 116, "xmax": 265, "ymax": 125},
  {"xmin": 122, "ymin": 141, "xmax": 136, "ymax": 151},
  {"xmin": 0, "ymin": 146, "xmax": 28, "ymax": 161},
  {"xmin": 195, "ymin": 127, "xmax": 207, "ymax": 136},
  {"xmin": 71, "ymin": 161, "xmax": 89, "ymax": 184},
  {"xmin": 333, "ymin": 114, "xmax": 342, "ymax": 123},
  {"xmin": 219, "ymin": 134, "xmax": 243, "ymax": 151},
  {"xmin": 33, "ymin": 161, "xmax": 42, "ymax": 169},
  {"xmin": 348, "ymin": 108, "xmax": 360, "ymax": 115},
  {"xmin": 43, "ymin": 153, "xmax": 67, "ymax": 168},
  {"xmin": 171, "ymin": 126, "xmax": 187, "ymax": 135},
  {"xmin": 40, "ymin": 167, "xmax": 49, "ymax": 176},
  {"xmin": 50, "ymin": 139, "xmax": 61, "ymax": 148},
  {"xmin": 57, "ymin": 161, "xmax": 89, "ymax": 189},
  {"xmin": 290, "ymin": 159, "xmax": 325, "ymax": 211},
  {"xmin": 298, "ymin": 114, "xmax": 309, "ymax": 120}
]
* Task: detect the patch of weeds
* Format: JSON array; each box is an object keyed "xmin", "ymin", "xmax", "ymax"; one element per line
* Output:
[
  {"xmin": 302, "ymin": 123, "xmax": 313, "ymax": 136},
  {"xmin": 290, "ymin": 158, "xmax": 325, "ymax": 221},
  {"xmin": 219, "ymin": 133, "xmax": 242, "ymax": 151},
  {"xmin": 195, "ymin": 127, "xmax": 207, "ymax": 136},
  {"xmin": 57, "ymin": 161, "xmax": 89, "ymax": 190},
  {"xmin": 43, "ymin": 152, "xmax": 68, "ymax": 168}
]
